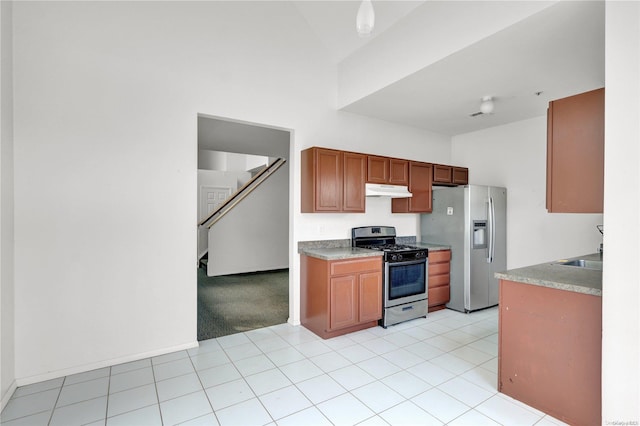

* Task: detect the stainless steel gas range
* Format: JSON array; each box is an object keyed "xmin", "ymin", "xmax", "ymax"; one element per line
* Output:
[{"xmin": 352, "ymin": 226, "xmax": 428, "ymax": 327}]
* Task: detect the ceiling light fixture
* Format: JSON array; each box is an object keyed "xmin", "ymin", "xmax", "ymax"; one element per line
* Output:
[
  {"xmin": 356, "ymin": 0, "xmax": 375, "ymax": 37},
  {"xmin": 480, "ymin": 96, "xmax": 494, "ymax": 114}
]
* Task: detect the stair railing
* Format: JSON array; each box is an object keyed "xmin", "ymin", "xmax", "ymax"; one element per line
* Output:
[{"xmin": 198, "ymin": 157, "xmax": 286, "ymax": 229}]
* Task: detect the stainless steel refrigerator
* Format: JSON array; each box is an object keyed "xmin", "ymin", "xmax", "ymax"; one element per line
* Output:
[{"xmin": 421, "ymin": 185, "xmax": 507, "ymax": 312}]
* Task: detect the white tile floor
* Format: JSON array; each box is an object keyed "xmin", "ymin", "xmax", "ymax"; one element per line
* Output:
[{"xmin": 0, "ymin": 307, "xmax": 568, "ymax": 426}]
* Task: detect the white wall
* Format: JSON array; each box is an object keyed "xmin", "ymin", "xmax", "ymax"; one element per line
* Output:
[
  {"xmin": 602, "ymin": 2, "xmax": 640, "ymax": 421},
  {"xmin": 198, "ymin": 150, "xmax": 267, "ymax": 173},
  {"xmin": 452, "ymin": 116, "xmax": 603, "ymax": 269},
  {"xmin": 208, "ymin": 164, "xmax": 289, "ymax": 277},
  {"xmin": 197, "ymin": 169, "xmax": 250, "ymax": 259},
  {"xmin": 245, "ymin": 154, "xmax": 268, "ymax": 173},
  {"xmin": 0, "ymin": 0, "xmax": 16, "ymax": 409},
  {"xmin": 198, "ymin": 150, "xmax": 227, "ymax": 171},
  {"xmin": 11, "ymin": 1, "xmax": 451, "ymax": 384}
]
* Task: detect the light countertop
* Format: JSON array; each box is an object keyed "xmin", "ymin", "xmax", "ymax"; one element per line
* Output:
[
  {"xmin": 495, "ymin": 253, "xmax": 602, "ymax": 296},
  {"xmin": 414, "ymin": 242, "xmax": 451, "ymax": 251},
  {"xmin": 298, "ymin": 247, "xmax": 384, "ymax": 261},
  {"xmin": 298, "ymin": 239, "xmax": 449, "ymax": 261}
]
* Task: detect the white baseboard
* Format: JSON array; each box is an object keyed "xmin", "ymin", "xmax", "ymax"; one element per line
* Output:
[
  {"xmin": 287, "ymin": 317, "xmax": 301, "ymax": 326},
  {"xmin": 15, "ymin": 340, "xmax": 199, "ymax": 388},
  {"xmin": 1, "ymin": 379, "xmax": 18, "ymax": 412}
]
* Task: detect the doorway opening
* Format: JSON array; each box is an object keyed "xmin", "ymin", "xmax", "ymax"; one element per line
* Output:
[{"xmin": 197, "ymin": 114, "xmax": 291, "ymax": 340}]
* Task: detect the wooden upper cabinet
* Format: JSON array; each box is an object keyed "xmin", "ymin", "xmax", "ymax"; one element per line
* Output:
[
  {"xmin": 343, "ymin": 152, "xmax": 366, "ymax": 212},
  {"xmin": 433, "ymin": 164, "xmax": 468, "ymax": 186},
  {"xmin": 433, "ymin": 165, "xmax": 453, "ymax": 184},
  {"xmin": 303, "ymin": 147, "xmax": 465, "ymax": 213},
  {"xmin": 301, "ymin": 147, "xmax": 365, "ymax": 213},
  {"xmin": 452, "ymin": 167, "xmax": 469, "ymax": 185},
  {"xmin": 367, "ymin": 156, "xmax": 409, "ymax": 186},
  {"xmin": 367, "ymin": 155, "xmax": 389, "ymax": 183},
  {"xmin": 389, "ymin": 159, "xmax": 409, "ymax": 185},
  {"xmin": 546, "ymin": 88, "xmax": 604, "ymax": 213},
  {"xmin": 392, "ymin": 161, "xmax": 433, "ymax": 213},
  {"xmin": 302, "ymin": 147, "xmax": 342, "ymax": 212}
]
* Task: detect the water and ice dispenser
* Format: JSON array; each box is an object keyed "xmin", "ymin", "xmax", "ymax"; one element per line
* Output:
[{"xmin": 472, "ymin": 220, "xmax": 487, "ymax": 249}]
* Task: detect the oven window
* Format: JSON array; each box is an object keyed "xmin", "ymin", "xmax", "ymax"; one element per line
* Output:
[{"xmin": 388, "ymin": 261, "xmax": 426, "ymax": 300}]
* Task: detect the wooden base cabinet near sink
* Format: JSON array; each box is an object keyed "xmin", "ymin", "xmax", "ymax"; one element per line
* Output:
[{"xmin": 498, "ymin": 279, "xmax": 602, "ymax": 425}]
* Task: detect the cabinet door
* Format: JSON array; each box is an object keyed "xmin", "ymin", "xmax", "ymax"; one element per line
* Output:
[
  {"xmin": 452, "ymin": 167, "xmax": 468, "ymax": 185},
  {"xmin": 367, "ymin": 156, "xmax": 389, "ymax": 183},
  {"xmin": 409, "ymin": 162, "xmax": 433, "ymax": 212},
  {"xmin": 314, "ymin": 148, "xmax": 343, "ymax": 212},
  {"xmin": 358, "ymin": 271, "xmax": 382, "ymax": 323},
  {"xmin": 428, "ymin": 250, "xmax": 450, "ymax": 309},
  {"xmin": 433, "ymin": 165, "xmax": 453, "ymax": 184},
  {"xmin": 343, "ymin": 152, "xmax": 366, "ymax": 212},
  {"xmin": 330, "ymin": 275, "xmax": 357, "ymax": 330},
  {"xmin": 429, "ymin": 286, "xmax": 451, "ymax": 307},
  {"xmin": 547, "ymin": 88, "xmax": 604, "ymax": 213},
  {"xmin": 389, "ymin": 159, "xmax": 409, "ymax": 185},
  {"xmin": 392, "ymin": 162, "xmax": 433, "ymax": 213}
]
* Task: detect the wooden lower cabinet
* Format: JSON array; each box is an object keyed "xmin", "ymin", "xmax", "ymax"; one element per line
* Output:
[
  {"xmin": 499, "ymin": 279, "xmax": 601, "ymax": 425},
  {"xmin": 428, "ymin": 249, "xmax": 450, "ymax": 312},
  {"xmin": 301, "ymin": 255, "xmax": 382, "ymax": 339}
]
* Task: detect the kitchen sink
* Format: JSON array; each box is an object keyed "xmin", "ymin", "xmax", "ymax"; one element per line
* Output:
[{"xmin": 554, "ymin": 259, "xmax": 603, "ymax": 270}]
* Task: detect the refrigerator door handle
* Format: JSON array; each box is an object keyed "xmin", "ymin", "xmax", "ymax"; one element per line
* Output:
[{"xmin": 488, "ymin": 196, "xmax": 496, "ymax": 263}]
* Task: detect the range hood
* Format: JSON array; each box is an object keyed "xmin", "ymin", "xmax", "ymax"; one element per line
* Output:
[{"xmin": 365, "ymin": 183, "xmax": 413, "ymax": 198}]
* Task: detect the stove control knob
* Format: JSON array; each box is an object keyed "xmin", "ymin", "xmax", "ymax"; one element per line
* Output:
[
  {"xmin": 397, "ymin": 254, "xmax": 403, "ymax": 261},
  {"xmin": 390, "ymin": 254, "xmax": 397, "ymax": 261}
]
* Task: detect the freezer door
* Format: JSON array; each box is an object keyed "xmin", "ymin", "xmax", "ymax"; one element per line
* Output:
[{"xmin": 467, "ymin": 186, "xmax": 491, "ymax": 311}]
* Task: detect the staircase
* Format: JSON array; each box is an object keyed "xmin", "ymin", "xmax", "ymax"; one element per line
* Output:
[{"xmin": 197, "ymin": 157, "xmax": 287, "ymax": 267}]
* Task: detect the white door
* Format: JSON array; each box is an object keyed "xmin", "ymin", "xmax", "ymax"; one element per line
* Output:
[{"xmin": 199, "ymin": 186, "xmax": 232, "ymax": 222}]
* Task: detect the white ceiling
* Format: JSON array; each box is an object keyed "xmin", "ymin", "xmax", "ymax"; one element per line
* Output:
[
  {"xmin": 294, "ymin": 0, "xmax": 605, "ymax": 136},
  {"xmin": 292, "ymin": 1, "xmax": 426, "ymax": 63}
]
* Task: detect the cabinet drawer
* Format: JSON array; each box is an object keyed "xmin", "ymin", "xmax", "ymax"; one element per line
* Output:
[
  {"xmin": 331, "ymin": 257, "xmax": 381, "ymax": 276},
  {"xmin": 429, "ymin": 274, "xmax": 450, "ymax": 288},
  {"xmin": 429, "ymin": 250, "xmax": 451, "ymax": 263},
  {"xmin": 429, "ymin": 262, "xmax": 450, "ymax": 276},
  {"xmin": 429, "ymin": 285, "xmax": 450, "ymax": 307}
]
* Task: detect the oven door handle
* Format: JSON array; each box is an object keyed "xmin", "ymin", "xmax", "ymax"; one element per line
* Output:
[{"xmin": 386, "ymin": 258, "xmax": 427, "ymax": 267}]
